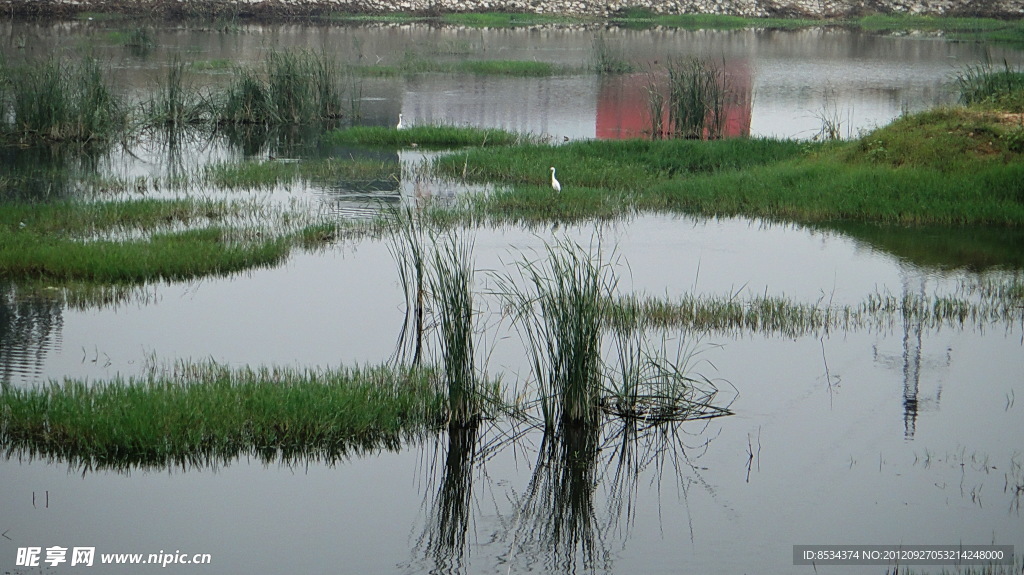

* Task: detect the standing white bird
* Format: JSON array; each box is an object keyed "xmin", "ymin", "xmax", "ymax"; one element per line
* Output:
[
  {"xmin": 397, "ymin": 113, "xmax": 404, "ymax": 130},
  {"xmin": 550, "ymin": 166, "xmax": 561, "ymax": 193}
]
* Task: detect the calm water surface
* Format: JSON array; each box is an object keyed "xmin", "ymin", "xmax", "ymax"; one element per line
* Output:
[{"xmin": 1, "ymin": 21, "xmax": 1023, "ymax": 575}]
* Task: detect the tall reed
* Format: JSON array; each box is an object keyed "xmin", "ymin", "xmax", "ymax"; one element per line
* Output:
[
  {"xmin": 0, "ymin": 56, "xmax": 125, "ymax": 143},
  {"xmin": 955, "ymin": 56, "xmax": 1024, "ymax": 110},
  {"xmin": 386, "ymin": 207, "xmax": 483, "ymax": 426},
  {"xmin": 220, "ymin": 49, "xmax": 346, "ymax": 125},
  {"xmin": 495, "ymin": 237, "xmax": 617, "ymax": 429},
  {"xmin": 144, "ymin": 55, "xmax": 213, "ymax": 127},
  {"xmin": 387, "ymin": 205, "xmax": 428, "ymax": 366},
  {"xmin": 427, "ymin": 232, "xmax": 479, "ymax": 427},
  {"xmin": 661, "ymin": 57, "xmax": 729, "ymax": 140}
]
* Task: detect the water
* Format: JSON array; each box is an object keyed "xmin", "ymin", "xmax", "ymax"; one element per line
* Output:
[{"xmin": 1, "ymin": 20, "xmax": 1023, "ymax": 575}]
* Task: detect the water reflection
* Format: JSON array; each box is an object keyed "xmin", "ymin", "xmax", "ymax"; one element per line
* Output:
[{"xmin": 0, "ymin": 284, "xmax": 63, "ymax": 387}]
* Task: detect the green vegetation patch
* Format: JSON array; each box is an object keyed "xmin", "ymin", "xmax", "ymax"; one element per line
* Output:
[
  {"xmin": 427, "ymin": 105, "xmax": 1024, "ymax": 227},
  {"xmin": 0, "ymin": 362, "xmax": 447, "ymax": 469},
  {"xmin": 202, "ymin": 157, "xmax": 400, "ymax": 189},
  {"xmin": 0, "ymin": 198, "xmax": 332, "ymax": 283},
  {"xmin": 325, "ymin": 124, "xmax": 534, "ymax": 148}
]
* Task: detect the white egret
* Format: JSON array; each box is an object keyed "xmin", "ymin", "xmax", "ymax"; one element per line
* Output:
[
  {"xmin": 397, "ymin": 114, "xmax": 404, "ymax": 130},
  {"xmin": 550, "ymin": 166, "xmax": 561, "ymax": 193}
]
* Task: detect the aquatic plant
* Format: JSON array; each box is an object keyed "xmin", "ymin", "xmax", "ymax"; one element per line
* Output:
[
  {"xmin": 955, "ymin": 56, "xmax": 1024, "ymax": 111},
  {"xmin": 591, "ymin": 34, "xmax": 633, "ymax": 75},
  {"xmin": 386, "ymin": 207, "xmax": 486, "ymax": 427},
  {"xmin": 144, "ymin": 55, "xmax": 214, "ymax": 127},
  {"xmin": 0, "ymin": 360, "xmax": 447, "ymax": 470},
  {"xmin": 0, "ymin": 198, "xmax": 333, "ymax": 284},
  {"xmin": 0, "ymin": 56, "xmax": 125, "ymax": 144},
  {"xmin": 324, "ymin": 124, "xmax": 530, "ymax": 148},
  {"xmin": 387, "ymin": 206, "xmax": 430, "ymax": 367},
  {"xmin": 664, "ymin": 56, "xmax": 730, "ymax": 140},
  {"xmin": 427, "ymin": 232, "xmax": 480, "ymax": 427},
  {"xmin": 494, "ymin": 237, "xmax": 617, "ymax": 429},
  {"xmin": 219, "ymin": 49, "xmax": 346, "ymax": 125}
]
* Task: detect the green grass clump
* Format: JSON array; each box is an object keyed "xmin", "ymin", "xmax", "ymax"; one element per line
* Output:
[
  {"xmin": 0, "ymin": 56, "xmax": 126, "ymax": 144},
  {"xmin": 201, "ymin": 157, "xmax": 400, "ymax": 189},
  {"xmin": 219, "ymin": 49, "xmax": 345, "ymax": 125},
  {"xmin": 325, "ymin": 124, "xmax": 532, "ymax": 148},
  {"xmin": 0, "ymin": 362, "xmax": 447, "ymax": 469},
  {"xmin": 441, "ymin": 12, "xmax": 576, "ymax": 27},
  {"xmin": 351, "ymin": 58, "xmax": 574, "ymax": 77},
  {"xmin": 0, "ymin": 198, "xmax": 332, "ymax": 283},
  {"xmin": 144, "ymin": 55, "xmax": 215, "ymax": 127},
  {"xmin": 434, "ymin": 137, "xmax": 807, "ymax": 190},
  {"xmin": 495, "ymin": 238, "xmax": 616, "ymax": 429},
  {"xmin": 955, "ymin": 60, "xmax": 1024, "ymax": 111},
  {"xmin": 456, "ymin": 60, "xmax": 563, "ymax": 76}
]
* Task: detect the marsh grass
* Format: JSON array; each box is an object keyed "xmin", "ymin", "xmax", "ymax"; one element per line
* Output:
[
  {"xmin": 0, "ymin": 361, "xmax": 446, "ymax": 469},
  {"xmin": 387, "ymin": 207, "xmax": 487, "ymax": 427},
  {"xmin": 388, "ymin": 206, "xmax": 430, "ymax": 367},
  {"xmin": 121, "ymin": 27, "xmax": 155, "ymax": 56},
  {"xmin": 591, "ymin": 35, "xmax": 633, "ymax": 75},
  {"xmin": 611, "ymin": 274, "xmax": 1024, "ymax": 337},
  {"xmin": 144, "ymin": 55, "xmax": 215, "ymax": 127},
  {"xmin": 664, "ymin": 57, "xmax": 730, "ymax": 140},
  {"xmin": 955, "ymin": 57, "xmax": 1024, "ymax": 111},
  {"xmin": 605, "ymin": 312, "xmax": 732, "ymax": 423},
  {"xmin": 494, "ymin": 238, "xmax": 618, "ymax": 429},
  {"xmin": 219, "ymin": 49, "xmax": 346, "ymax": 125},
  {"xmin": 201, "ymin": 157, "xmax": 400, "ymax": 190},
  {"xmin": 325, "ymin": 124, "xmax": 530, "ymax": 148},
  {"xmin": 0, "ymin": 56, "xmax": 125, "ymax": 144},
  {"xmin": 427, "ymin": 232, "xmax": 481, "ymax": 427},
  {"xmin": 430, "ymin": 105, "xmax": 1024, "ymax": 226},
  {"xmin": 440, "ymin": 12, "xmax": 575, "ymax": 27},
  {"xmin": 0, "ymin": 198, "xmax": 334, "ymax": 283}
]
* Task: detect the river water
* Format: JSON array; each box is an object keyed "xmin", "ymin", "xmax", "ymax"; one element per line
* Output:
[{"xmin": 1, "ymin": 19, "xmax": 1023, "ymax": 575}]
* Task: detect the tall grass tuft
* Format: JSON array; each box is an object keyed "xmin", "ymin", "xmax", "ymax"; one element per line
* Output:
[
  {"xmin": 387, "ymin": 205, "xmax": 429, "ymax": 367},
  {"xmin": 220, "ymin": 49, "xmax": 346, "ymax": 125},
  {"xmin": 0, "ymin": 361, "xmax": 447, "ymax": 470},
  {"xmin": 955, "ymin": 56, "xmax": 1024, "ymax": 111},
  {"xmin": 646, "ymin": 57, "xmax": 731, "ymax": 140},
  {"xmin": 591, "ymin": 34, "xmax": 633, "ymax": 75},
  {"xmin": 144, "ymin": 55, "xmax": 213, "ymax": 127},
  {"xmin": 386, "ymin": 207, "xmax": 483, "ymax": 427},
  {"xmin": 427, "ymin": 232, "xmax": 479, "ymax": 427},
  {"xmin": 0, "ymin": 56, "xmax": 125, "ymax": 144},
  {"xmin": 495, "ymin": 237, "xmax": 617, "ymax": 429}
]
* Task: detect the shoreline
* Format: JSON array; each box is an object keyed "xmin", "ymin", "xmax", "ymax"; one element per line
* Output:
[{"xmin": 2, "ymin": 0, "xmax": 1023, "ymax": 21}]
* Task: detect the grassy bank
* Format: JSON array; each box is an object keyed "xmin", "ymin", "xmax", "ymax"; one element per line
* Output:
[
  {"xmin": 0, "ymin": 362, "xmax": 447, "ymax": 469},
  {"xmin": 429, "ymin": 107, "xmax": 1024, "ymax": 227}
]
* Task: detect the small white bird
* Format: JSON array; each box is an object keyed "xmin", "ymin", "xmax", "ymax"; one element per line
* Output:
[
  {"xmin": 396, "ymin": 114, "xmax": 404, "ymax": 130},
  {"xmin": 550, "ymin": 166, "xmax": 561, "ymax": 193}
]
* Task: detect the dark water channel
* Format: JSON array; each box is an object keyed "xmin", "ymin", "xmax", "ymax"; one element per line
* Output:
[{"xmin": 2, "ymin": 20, "xmax": 1024, "ymax": 575}]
